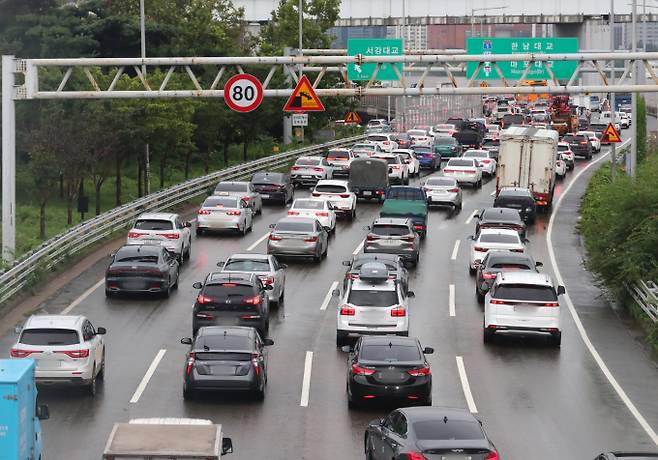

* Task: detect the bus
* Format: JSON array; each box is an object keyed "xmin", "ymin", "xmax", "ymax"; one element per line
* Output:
[{"xmin": 516, "ymin": 80, "xmax": 549, "ymax": 104}]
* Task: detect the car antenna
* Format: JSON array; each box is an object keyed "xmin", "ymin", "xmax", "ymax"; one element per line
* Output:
[
  {"xmin": 443, "ymin": 416, "xmax": 448, "ymax": 424},
  {"xmin": 388, "ymin": 341, "xmax": 393, "ymax": 348}
]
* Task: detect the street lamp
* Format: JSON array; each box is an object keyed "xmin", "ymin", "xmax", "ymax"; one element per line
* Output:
[{"xmin": 471, "ymin": 6, "xmax": 508, "ymax": 38}]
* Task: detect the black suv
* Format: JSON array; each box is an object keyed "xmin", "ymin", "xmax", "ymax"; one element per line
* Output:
[
  {"xmin": 562, "ymin": 133, "xmax": 592, "ymax": 160},
  {"xmin": 475, "ymin": 207, "xmax": 527, "ymax": 238},
  {"xmin": 493, "ymin": 187, "xmax": 537, "ymax": 224},
  {"xmin": 251, "ymin": 172, "xmax": 294, "ymax": 205},
  {"xmin": 192, "ymin": 273, "xmax": 272, "ymax": 337}
]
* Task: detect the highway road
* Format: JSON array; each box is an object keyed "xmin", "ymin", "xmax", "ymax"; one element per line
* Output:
[{"xmin": 1, "ymin": 130, "xmax": 657, "ymax": 459}]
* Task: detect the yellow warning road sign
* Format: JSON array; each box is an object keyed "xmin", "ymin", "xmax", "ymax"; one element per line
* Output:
[
  {"xmin": 479, "ymin": 81, "xmax": 489, "ymax": 88},
  {"xmin": 603, "ymin": 122, "xmax": 621, "ymax": 143},
  {"xmin": 283, "ymin": 75, "xmax": 325, "ymax": 112},
  {"xmin": 344, "ymin": 111, "xmax": 362, "ymax": 124}
]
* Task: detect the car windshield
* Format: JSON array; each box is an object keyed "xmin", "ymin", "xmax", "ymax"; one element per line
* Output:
[
  {"xmin": 20, "ymin": 329, "xmax": 79, "ymax": 346},
  {"xmin": 413, "ymin": 420, "xmax": 484, "ymax": 441},
  {"xmin": 434, "ymin": 137, "xmax": 456, "ymax": 145},
  {"xmin": 203, "ymin": 197, "xmax": 239, "ymax": 208},
  {"xmin": 408, "ymin": 130, "xmax": 427, "ymax": 136},
  {"xmin": 413, "ymin": 147, "xmax": 432, "ymax": 154},
  {"xmin": 348, "ymin": 289, "xmax": 398, "ymax": 306},
  {"xmin": 327, "ymin": 150, "xmax": 350, "ymax": 159},
  {"xmin": 447, "ymin": 159, "xmax": 474, "ymax": 167},
  {"xmin": 360, "ymin": 344, "xmax": 421, "ymax": 361},
  {"xmin": 134, "ymin": 219, "xmax": 173, "ymax": 231},
  {"xmin": 482, "ymin": 209, "xmax": 520, "ymax": 221},
  {"xmin": 426, "ymin": 178, "xmax": 455, "ymax": 187},
  {"xmin": 354, "ymin": 144, "xmax": 375, "ymax": 150},
  {"xmin": 194, "ymin": 352, "xmax": 251, "ymax": 361},
  {"xmin": 296, "ymin": 158, "xmax": 320, "ymax": 166},
  {"xmin": 372, "ymin": 225, "xmax": 409, "ymax": 236},
  {"xmin": 293, "ymin": 200, "xmax": 325, "ymax": 210},
  {"xmin": 367, "ymin": 135, "xmax": 388, "ymax": 142},
  {"xmin": 224, "ymin": 258, "xmax": 271, "ymax": 272},
  {"xmin": 479, "ymin": 234, "xmax": 520, "ymax": 244},
  {"xmin": 493, "ymin": 284, "xmax": 557, "ymax": 302},
  {"xmin": 215, "ymin": 182, "xmax": 248, "ymax": 192},
  {"xmin": 275, "ymin": 221, "xmax": 315, "ymax": 232},
  {"xmin": 315, "ymin": 184, "xmax": 347, "ymax": 194},
  {"xmin": 482, "ymin": 140, "xmax": 499, "ymax": 147}
]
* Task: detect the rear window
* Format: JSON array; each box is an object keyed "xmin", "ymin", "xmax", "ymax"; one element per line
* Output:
[
  {"xmin": 116, "ymin": 254, "xmax": 159, "ymax": 264},
  {"xmin": 493, "ymin": 284, "xmax": 557, "ymax": 302},
  {"xmin": 253, "ymin": 173, "xmax": 283, "ymax": 184},
  {"xmin": 426, "ymin": 178, "xmax": 455, "ymax": 187},
  {"xmin": 348, "ymin": 289, "xmax": 398, "ymax": 306},
  {"xmin": 463, "ymin": 151, "xmax": 487, "ymax": 158},
  {"xmin": 293, "ymin": 200, "xmax": 325, "ymax": 210},
  {"xmin": 224, "ymin": 258, "xmax": 271, "ymax": 272},
  {"xmin": 413, "ymin": 420, "xmax": 484, "ymax": 441},
  {"xmin": 372, "ymin": 225, "xmax": 410, "ymax": 236},
  {"xmin": 376, "ymin": 157, "xmax": 398, "ymax": 165},
  {"xmin": 353, "ymin": 260, "xmax": 397, "ymax": 272},
  {"xmin": 482, "ymin": 209, "xmax": 520, "ymax": 221},
  {"xmin": 360, "ymin": 344, "xmax": 421, "ymax": 361},
  {"xmin": 491, "ymin": 262, "xmax": 533, "ymax": 270},
  {"xmin": 387, "ymin": 188, "xmax": 424, "ymax": 200},
  {"xmin": 407, "ymin": 130, "xmax": 427, "ymax": 136},
  {"xmin": 557, "ymin": 144, "xmax": 569, "ymax": 151},
  {"xmin": 367, "ymin": 135, "xmax": 388, "ymax": 142},
  {"xmin": 203, "ymin": 284, "xmax": 254, "ymax": 298},
  {"xmin": 204, "ymin": 197, "xmax": 239, "ymax": 208},
  {"xmin": 21, "ymin": 329, "xmax": 79, "ymax": 346},
  {"xmin": 275, "ymin": 221, "xmax": 315, "ymax": 232},
  {"xmin": 354, "ymin": 144, "xmax": 375, "ymax": 150},
  {"xmin": 327, "ymin": 150, "xmax": 349, "ymax": 159},
  {"xmin": 315, "ymin": 184, "xmax": 347, "ymax": 194},
  {"xmin": 215, "ymin": 182, "xmax": 248, "ymax": 192},
  {"xmin": 482, "ymin": 139, "xmax": 499, "ymax": 147},
  {"xmin": 434, "ymin": 137, "xmax": 456, "ymax": 145},
  {"xmin": 479, "ymin": 234, "xmax": 519, "ymax": 244},
  {"xmin": 195, "ymin": 352, "xmax": 251, "ymax": 361},
  {"xmin": 196, "ymin": 335, "xmax": 252, "ymax": 351},
  {"xmin": 296, "ymin": 158, "xmax": 320, "ymax": 166},
  {"xmin": 134, "ymin": 219, "xmax": 173, "ymax": 231},
  {"xmin": 447, "ymin": 159, "xmax": 475, "ymax": 167}
]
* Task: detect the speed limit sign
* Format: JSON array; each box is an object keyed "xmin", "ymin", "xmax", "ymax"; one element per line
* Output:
[{"xmin": 224, "ymin": 74, "xmax": 264, "ymax": 113}]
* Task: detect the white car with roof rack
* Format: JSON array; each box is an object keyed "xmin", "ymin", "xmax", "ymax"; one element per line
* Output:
[{"xmin": 127, "ymin": 212, "xmax": 192, "ymax": 263}]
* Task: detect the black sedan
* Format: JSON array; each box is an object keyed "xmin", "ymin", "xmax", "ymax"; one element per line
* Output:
[
  {"xmin": 493, "ymin": 187, "xmax": 537, "ymax": 224},
  {"xmin": 342, "ymin": 253, "xmax": 409, "ymax": 294},
  {"xmin": 475, "ymin": 250, "xmax": 542, "ymax": 302},
  {"xmin": 365, "ymin": 407, "xmax": 499, "ymax": 460},
  {"xmin": 181, "ymin": 326, "xmax": 273, "ymax": 400},
  {"xmin": 251, "ymin": 171, "xmax": 294, "ymax": 205},
  {"xmin": 475, "ymin": 207, "xmax": 527, "ymax": 238},
  {"xmin": 105, "ymin": 244, "xmax": 179, "ymax": 297},
  {"xmin": 345, "ymin": 336, "xmax": 433, "ymax": 408}
]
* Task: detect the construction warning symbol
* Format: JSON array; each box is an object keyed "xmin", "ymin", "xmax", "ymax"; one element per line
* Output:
[
  {"xmin": 603, "ymin": 122, "xmax": 622, "ymax": 143},
  {"xmin": 283, "ymin": 75, "xmax": 325, "ymax": 112},
  {"xmin": 344, "ymin": 111, "xmax": 362, "ymax": 124},
  {"xmin": 479, "ymin": 81, "xmax": 489, "ymax": 88}
]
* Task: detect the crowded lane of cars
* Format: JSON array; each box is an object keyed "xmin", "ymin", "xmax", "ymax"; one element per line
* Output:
[{"xmin": 3, "ymin": 109, "xmax": 656, "ymax": 459}]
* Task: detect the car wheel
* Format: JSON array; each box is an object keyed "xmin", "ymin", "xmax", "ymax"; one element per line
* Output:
[
  {"xmin": 183, "ymin": 385, "xmax": 194, "ymax": 401},
  {"xmin": 257, "ymin": 203, "xmax": 262, "ymax": 215},
  {"xmin": 88, "ymin": 365, "xmax": 97, "ymax": 396},
  {"xmin": 476, "ymin": 289, "xmax": 485, "ymax": 304},
  {"xmin": 313, "ymin": 247, "xmax": 322, "ymax": 263},
  {"xmin": 469, "ymin": 265, "xmax": 476, "ymax": 276},
  {"xmin": 255, "ymin": 382, "xmax": 266, "ymax": 401},
  {"xmin": 322, "ymin": 243, "xmax": 328, "ymax": 258},
  {"xmin": 403, "ymin": 175, "xmax": 409, "ymax": 185},
  {"xmin": 350, "ymin": 208, "xmax": 356, "ymax": 221},
  {"xmin": 97, "ymin": 352, "xmax": 106, "ymax": 381},
  {"xmin": 241, "ymin": 223, "xmax": 248, "ymax": 236},
  {"xmin": 248, "ymin": 220, "xmax": 254, "ymax": 232},
  {"xmin": 551, "ymin": 331, "xmax": 562, "ymax": 348},
  {"xmin": 105, "ymin": 289, "xmax": 114, "ymax": 298},
  {"xmin": 365, "ymin": 436, "xmax": 375, "ymax": 460},
  {"xmin": 336, "ymin": 333, "xmax": 347, "ymax": 347},
  {"xmin": 173, "ymin": 270, "xmax": 180, "ymax": 289},
  {"xmin": 277, "ymin": 290, "xmax": 285, "ymax": 307},
  {"xmin": 422, "ymin": 395, "xmax": 432, "ymax": 406},
  {"xmin": 184, "ymin": 241, "xmax": 191, "ymax": 260},
  {"xmin": 163, "ymin": 278, "xmax": 172, "ymax": 298},
  {"xmin": 483, "ymin": 327, "xmax": 495, "ymax": 344},
  {"xmin": 196, "ymin": 228, "xmax": 203, "ymax": 237},
  {"xmin": 347, "ymin": 384, "xmax": 358, "ymax": 409},
  {"xmin": 477, "ymin": 178, "xmax": 483, "ymax": 188}
]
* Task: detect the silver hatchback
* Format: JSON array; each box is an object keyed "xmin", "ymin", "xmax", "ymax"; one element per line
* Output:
[
  {"xmin": 213, "ymin": 181, "xmax": 263, "ymax": 215},
  {"xmin": 218, "ymin": 253, "xmax": 287, "ymax": 305},
  {"xmin": 423, "ymin": 176, "xmax": 463, "ymax": 210},
  {"xmin": 364, "ymin": 218, "xmax": 420, "ymax": 266},
  {"xmin": 267, "ymin": 217, "xmax": 329, "ymax": 262}
]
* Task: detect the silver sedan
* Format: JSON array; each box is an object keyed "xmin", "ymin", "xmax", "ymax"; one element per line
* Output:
[
  {"xmin": 218, "ymin": 253, "xmax": 287, "ymax": 305},
  {"xmin": 196, "ymin": 196, "xmax": 253, "ymax": 236},
  {"xmin": 267, "ymin": 217, "xmax": 329, "ymax": 262},
  {"xmin": 213, "ymin": 181, "xmax": 263, "ymax": 215},
  {"xmin": 423, "ymin": 176, "xmax": 463, "ymax": 210}
]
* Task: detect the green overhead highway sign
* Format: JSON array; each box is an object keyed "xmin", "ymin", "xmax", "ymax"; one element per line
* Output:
[
  {"xmin": 466, "ymin": 37, "xmax": 579, "ymax": 81},
  {"xmin": 347, "ymin": 38, "xmax": 403, "ymax": 81}
]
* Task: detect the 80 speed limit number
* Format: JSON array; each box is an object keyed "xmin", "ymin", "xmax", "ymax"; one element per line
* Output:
[{"xmin": 224, "ymin": 74, "xmax": 264, "ymax": 113}]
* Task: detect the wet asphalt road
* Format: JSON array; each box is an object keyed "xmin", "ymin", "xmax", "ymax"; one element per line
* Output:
[{"xmin": 1, "ymin": 132, "xmax": 657, "ymax": 460}]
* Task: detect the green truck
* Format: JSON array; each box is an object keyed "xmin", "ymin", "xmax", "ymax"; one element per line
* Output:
[{"xmin": 380, "ymin": 186, "xmax": 429, "ymax": 238}]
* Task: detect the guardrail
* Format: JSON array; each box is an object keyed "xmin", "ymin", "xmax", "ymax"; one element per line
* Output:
[
  {"xmin": 0, "ymin": 134, "xmax": 366, "ymax": 306},
  {"xmin": 626, "ymin": 281, "xmax": 658, "ymax": 323}
]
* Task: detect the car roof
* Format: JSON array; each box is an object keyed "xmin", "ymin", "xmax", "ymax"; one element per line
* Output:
[
  {"xmin": 316, "ymin": 179, "xmax": 349, "ymax": 187},
  {"xmin": 296, "ymin": 156, "xmax": 321, "ymax": 162},
  {"xmin": 478, "ymin": 228, "xmax": 521, "ymax": 237},
  {"xmin": 373, "ymin": 217, "xmax": 410, "ymax": 226},
  {"xmin": 485, "ymin": 250, "xmax": 534, "ymax": 264},
  {"xmin": 399, "ymin": 406, "xmax": 478, "ymax": 423},
  {"xmin": 216, "ymin": 181, "xmax": 249, "ymax": 185},
  {"xmin": 226, "ymin": 253, "xmax": 270, "ymax": 261},
  {"xmin": 351, "ymin": 278, "xmax": 396, "ymax": 291},
  {"xmin": 206, "ymin": 272, "xmax": 255, "ymax": 284},
  {"xmin": 253, "ymin": 171, "xmax": 285, "ymax": 179},
  {"xmin": 116, "ymin": 244, "xmax": 162, "ymax": 255},
  {"xmin": 498, "ymin": 271, "xmax": 553, "ymax": 285},
  {"xmin": 276, "ymin": 216, "xmax": 317, "ymax": 225},
  {"xmin": 25, "ymin": 315, "xmax": 85, "ymax": 330},
  {"xmin": 482, "ymin": 207, "xmax": 522, "ymax": 217},
  {"xmin": 352, "ymin": 253, "xmax": 401, "ymax": 264},
  {"xmin": 136, "ymin": 212, "xmax": 177, "ymax": 221},
  {"xmin": 360, "ymin": 335, "xmax": 419, "ymax": 347},
  {"xmin": 197, "ymin": 326, "xmax": 256, "ymax": 338},
  {"xmin": 293, "ymin": 198, "xmax": 328, "ymax": 205}
]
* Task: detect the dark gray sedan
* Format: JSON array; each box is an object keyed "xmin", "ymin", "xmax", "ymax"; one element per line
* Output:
[
  {"xmin": 105, "ymin": 244, "xmax": 179, "ymax": 297},
  {"xmin": 267, "ymin": 217, "xmax": 329, "ymax": 262}
]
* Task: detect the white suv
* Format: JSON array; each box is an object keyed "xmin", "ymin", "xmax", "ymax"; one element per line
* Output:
[
  {"xmin": 335, "ymin": 262, "xmax": 414, "ymax": 346},
  {"xmin": 127, "ymin": 213, "xmax": 192, "ymax": 263},
  {"xmin": 11, "ymin": 315, "xmax": 107, "ymax": 395},
  {"xmin": 365, "ymin": 133, "xmax": 398, "ymax": 153},
  {"xmin": 312, "ymin": 180, "xmax": 357, "ymax": 220},
  {"xmin": 484, "ymin": 272, "xmax": 565, "ymax": 347}
]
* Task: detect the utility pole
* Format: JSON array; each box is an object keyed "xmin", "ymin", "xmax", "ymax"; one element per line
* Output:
[
  {"xmin": 401, "ymin": 0, "xmax": 407, "ymax": 131},
  {"xmin": 298, "ymin": 0, "xmax": 304, "ymax": 143},
  {"xmin": 610, "ymin": 0, "xmax": 617, "ymax": 180},
  {"xmin": 630, "ymin": 0, "xmax": 638, "ymax": 177},
  {"xmin": 140, "ymin": 0, "xmax": 150, "ymax": 193},
  {"xmin": 2, "ymin": 55, "xmax": 16, "ymax": 263}
]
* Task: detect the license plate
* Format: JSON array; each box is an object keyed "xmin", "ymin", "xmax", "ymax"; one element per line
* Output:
[
  {"xmin": 217, "ymin": 191, "xmax": 229, "ymax": 196},
  {"xmin": 380, "ymin": 240, "xmax": 398, "ymax": 246},
  {"xmin": 363, "ymin": 191, "xmax": 372, "ymax": 196},
  {"xmin": 301, "ymin": 175, "xmax": 312, "ymax": 179},
  {"xmin": 261, "ymin": 194, "xmax": 270, "ymax": 199},
  {"xmin": 441, "ymin": 456, "xmax": 471, "ymax": 460},
  {"xmin": 38, "ymin": 361, "xmax": 61, "ymax": 369}
]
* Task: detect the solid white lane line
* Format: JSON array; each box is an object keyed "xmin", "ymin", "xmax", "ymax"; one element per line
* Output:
[
  {"xmin": 300, "ymin": 351, "xmax": 314, "ymax": 407},
  {"xmin": 547, "ymin": 139, "xmax": 658, "ymax": 447},
  {"xmin": 247, "ymin": 233, "xmax": 270, "ymax": 251},
  {"xmin": 450, "ymin": 240, "xmax": 461, "ymax": 260},
  {"xmin": 352, "ymin": 240, "xmax": 364, "ymax": 256},
  {"xmin": 456, "ymin": 356, "xmax": 478, "ymax": 414},
  {"xmin": 320, "ymin": 281, "xmax": 339, "ymax": 311},
  {"xmin": 61, "ymin": 278, "xmax": 105, "ymax": 315},
  {"xmin": 449, "ymin": 284, "xmax": 456, "ymax": 317},
  {"xmin": 130, "ymin": 349, "xmax": 167, "ymax": 404},
  {"xmin": 190, "ymin": 217, "xmax": 197, "ymax": 223},
  {"xmin": 464, "ymin": 209, "xmax": 478, "ymax": 226}
]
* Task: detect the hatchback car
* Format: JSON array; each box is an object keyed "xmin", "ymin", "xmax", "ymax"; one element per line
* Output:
[
  {"xmin": 577, "ymin": 130, "xmax": 601, "ymax": 152},
  {"xmin": 462, "ymin": 149, "xmax": 497, "ymax": 176},
  {"xmin": 267, "ymin": 217, "xmax": 328, "ymax": 261},
  {"xmin": 562, "ymin": 133, "xmax": 593, "ymax": 160},
  {"xmin": 555, "ymin": 152, "xmax": 567, "ymax": 180},
  {"xmin": 352, "ymin": 143, "xmax": 383, "ymax": 158},
  {"xmin": 481, "ymin": 137, "xmax": 500, "ymax": 160},
  {"xmin": 11, "ymin": 315, "xmax": 107, "ymax": 395},
  {"xmin": 290, "ymin": 156, "xmax": 333, "ymax": 186},
  {"xmin": 423, "ymin": 176, "xmax": 462, "ymax": 210},
  {"xmin": 412, "ymin": 145, "xmax": 440, "ymax": 170},
  {"xmin": 443, "ymin": 158, "xmax": 483, "ymax": 188},
  {"xmin": 476, "ymin": 207, "xmax": 527, "ymax": 237},
  {"xmin": 493, "ymin": 188, "xmax": 537, "ymax": 224},
  {"xmin": 311, "ymin": 179, "xmax": 357, "ymax": 219},
  {"xmin": 406, "ymin": 129, "xmax": 432, "ymax": 147},
  {"xmin": 342, "ymin": 252, "xmax": 409, "ymax": 295},
  {"xmin": 475, "ymin": 250, "xmax": 542, "ymax": 302},
  {"xmin": 127, "ymin": 212, "xmax": 192, "ymax": 263},
  {"xmin": 432, "ymin": 135, "xmax": 460, "ymax": 159},
  {"xmin": 469, "ymin": 228, "xmax": 526, "ymax": 274},
  {"xmin": 192, "ymin": 272, "xmax": 272, "ymax": 337},
  {"xmin": 325, "ymin": 148, "xmax": 355, "ymax": 178},
  {"xmin": 218, "ymin": 253, "xmax": 286, "ymax": 305},
  {"xmin": 335, "ymin": 262, "xmax": 414, "ymax": 346},
  {"xmin": 181, "ymin": 326, "xmax": 273, "ymax": 400},
  {"xmin": 213, "ymin": 181, "xmax": 263, "ymax": 214},
  {"xmin": 288, "ymin": 198, "xmax": 336, "ymax": 232},
  {"xmin": 484, "ymin": 271, "xmax": 565, "ymax": 347},
  {"xmin": 364, "ymin": 218, "xmax": 420, "ymax": 265},
  {"xmin": 557, "ymin": 142, "xmax": 575, "ymax": 170},
  {"xmin": 345, "ymin": 335, "xmax": 433, "ymax": 407},
  {"xmin": 105, "ymin": 244, "xmax": 179, "ymax": 297},
  {"xmin": 393, "ymin": 149, "xmax": 420, "ymax": 177},
  {"xmin": 251, "ymin": 172, "xmax": 294, "ymax": 205},
  {"xmin": 373, "ymin": 154, "xmax": 409, "ymax": 185},
  {"xmin": 365, "ymin": 407, "xmax": 499, "ymax": 460},
  {"xmin": 366, "ymin": 133, "xmax": 398, "ymax": 152},
  {"xmin": 196, "ymin": 196, "xmax": 253, "ymax": 236}
]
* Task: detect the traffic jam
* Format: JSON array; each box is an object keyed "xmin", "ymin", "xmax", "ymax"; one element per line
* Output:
[{"xmin": 6, "ymin": 93, "xmax": 631, "ymax": 459}]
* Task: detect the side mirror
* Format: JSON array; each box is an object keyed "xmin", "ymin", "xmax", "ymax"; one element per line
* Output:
[
  {"xmin": 523, "ymin": 238, "xmax": 530, "ymax": 243},
  {"xmin": 269, "ymin": 223, "xmax": 276, "ymax": 229},
  {"xmin": 222, "ymin": 438, "xmax": 234, "ymax": 456},
  {"xmin": 14, "ymin": 326, "xmax": 21, "ymax": 334},
  {"xmin": 332, "ymin": 288, "xmax": 340, "ymax": 297},
  {"xmin": 467, "ymin": 235, "xmax": 474, "ymax": 241},
  {"xmin": 407, "ymin": 291, "xmax": 415, "ymax": 298},
  {"xmin": 423, "ymin": 347, "xmax": 434, "ymax": 355},
  {"xmin": 342, "ymin": 260, "xmax": 351, "ymax": 267},
  {"xmin": 263, "ymin": 285, "xmax": 274, "ymax": 291},
  {"xmin": 185, "ymin": 221, "xmax": 192, "ymax": 228},
  {"xmin": 341, "ymin": 345, "xmax": 353, "ymax": 353},
  {"xmin": 363, "ymin": 225, "xmax": 371, "ymax": 231},
  {"xmin": 216, "ymin": 261, "xmax": 226, "ymax": 268},
  {"xmin": 535, "ymin": 261, "xmax": 543, "ymax": 268},
  {"xmin": 192, "ymin": 282, "xmax": 203, "ymax": 289},
  {"xmin": 96, "ymin": 327, "xmax": 107, "ymax": 335},
  {"xmin": 263, "ymin": 338, "xmax": 275, "ymax": 346},
  {"xmin": 36, "ymin": 405, "xmax": 50, "ymax": 421},
  {"xmin": 279, "ymin": 263, "xmax": 288, "ymax": 269},
  {"xmin": 557, "ymin": 285, "xmax": 566, "ymax": 296},
  {"xmin": 109, "ymin": 252, "xmax": 116, "ymax": 258},
  {"xmin": 180, "ymin": 337, "xmax": 192, "ymax": 345}
]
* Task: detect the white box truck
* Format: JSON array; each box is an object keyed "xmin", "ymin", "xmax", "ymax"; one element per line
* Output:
[
  {"xmin": 103, "ymin": 418, "xmax": 233, "ymax": 459},
  {"xmin": 497, "ymin": 127, "xmax": 559, "ymax": 209}
]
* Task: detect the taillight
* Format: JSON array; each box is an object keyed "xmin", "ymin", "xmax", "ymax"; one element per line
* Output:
[
  {"xmin": 485, "ymin": 452, "xmax": 500, "ymax": 460},
  {"xmin": 312, "ymin": 192, "xmax": 320, "ymax": 197},
  {"xmin": 55, "ymin": 349, "xmax": 90, "ymax": 359},
  {"xmin": 481, "ymin": 159, "xmax": 491, "ymax": 164},
  {"xmin": 313, "ymin": 167, "xmax": 324, "ymax": 172},
  {"xmin": 288, "ymin": 211, "xmax": 300, "ymax": 215},
  {"xmin": 490, "ymin": 299, "xmax": 508, "ymax": 305},
  {"xmin": 375, "ymin": 190, "xmax": 385, "ymax": 195},
  {"xmin": 482, "ymin": 272, "xmax": 496, "ymax": 280},
  {"xmin": 252, "ymin": 356, "xmax": 260, "ymax": 376},
  {"xmin": 291, "ymin": 166, "xmax": 301, "ymax": 171},
  {"xmin": 197, "ymin": 209, "xmax": 211, "ymax": 215},
  {"xmin": 406, "ymin": 453, "xmax": 427, "ymax": 460},
  {"xmin": 542, "ymin": 302, "xmax": 560, "ymax": 307},
  {"xmin": 269, "ymin": 234, "xmax": 282, "ymax": 241},
  {"xmin": 580, "ymin": 141, "xmax": 588, "ymax": 144},
  {"xmin": 391, "ymin": 165, "xmax": 400, "ymax": 170},
  {"xmin": 225, "ymin": 210, "xmax": 240, "ymax": 216},
  {"xmin": 128, "ymin": 231, "xmax": 145, "ymax": 238},
  {"xmin": 10, "ymin": 349, "xmax": 41, "ymax": 358},
  {"xmin": 339, "ymin": 194, "xmax": 351, "ymax": 198},
  {"xmin": 304, "ymin": 235, "xmax": 318, "ymax": 242},
  {"xmin": 163, "ymin": 233, "xmax": 180, "ymax": 240},
  {"xmin": 401, "ymin": 235, "xmax": 416, "ymax": 242},
  {"xmin": 463, "ymin": 169, "xmax": 476, "ymax": 173},
  {"xmin": 447, "ymin": 187, "xmax": 460, "ymax": 193},
  {"xmin": 406, "ymin": 366, "xmax": 431, "ymax": 376},
  {"xmin": 242, "ymin": 196, "xmax": 250, "ymax": 202},
  {"xmin": 383, "ymin": 141, "xmax": 390, "ymax": 145},
  {"xmin": 340, "ymin": 305, "xmax": 355, "ymax": 316},
  {"xmin": 196, "ymin": 294, "xmax": 214, "ymax": 305},
  {"xmin": 243, "ymin": 295, "xmax": 261, "ymax": 305},
  {"xmin": 474, "ymin": 246, "xmax": 488, "ymax": 252},
  {"xmin": 185, "ymin": 356, "xmax": 195, "ymax": 376},
  {"xmin": 345, "ymin": 273, "xmax": 359, "ymax": 280},
  {"xmin": 366, "ymin": 234, "xmax": 378, "ymax": 241},
  {"xmin": 443, "ymin": 168, "xmax": 455, "ymax": 173},
  {"xmin": 259, "ymin": 276, "xmax": 274, "ymax": 285},
  {"xmin": 314, "ymin": 211, "xmax": 329, "ymax": 217},
  {"xmin": 413, "ymin": 225, "xmax": 424, "ymax": 230},
  {"xmin": 391, "ymin": 306, "xmax": 406, "ymax": 317},
  {"xmin": 351, "ymin": 364, "xmax": 376, "ymax": 375}
]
